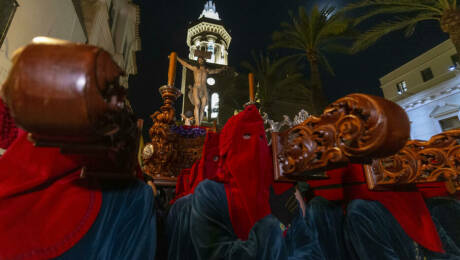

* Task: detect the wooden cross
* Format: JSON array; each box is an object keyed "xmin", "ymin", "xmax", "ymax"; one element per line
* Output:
[{"xmin": 194, "ymin": 46, "xmax": 212, "ymax": 60}]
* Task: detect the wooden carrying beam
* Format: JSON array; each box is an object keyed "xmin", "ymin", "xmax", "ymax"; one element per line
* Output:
[
  {"xmin": 365, "ymin": 130, "xmax": 460, "ymax": 193},
  {"xmin": 272, "ymin": 94, "xmax": 410, "ymax": 181},
  {"xmin": 2, "ymin": 41, "xmax": 139, "ymax": 179}
]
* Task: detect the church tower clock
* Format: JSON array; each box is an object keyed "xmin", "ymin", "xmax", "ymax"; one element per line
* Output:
[{"xmin": 180, "ymin": 0, "xmax": 231, "ymax": 123}]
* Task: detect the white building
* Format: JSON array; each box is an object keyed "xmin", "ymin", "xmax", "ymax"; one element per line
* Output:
[
  {"xmin": 0, "ymin": 0, "xmax": 140, "ymax": 88},
  {"xmin": 380, "ymin": 39, "xmax": 460, "ymax": 140},
  {"xmin": 0, "ymin": 0, "xmax": 86, "ymax": 84}
]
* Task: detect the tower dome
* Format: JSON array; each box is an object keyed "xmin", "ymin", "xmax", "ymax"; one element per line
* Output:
[
  {"xmin": 199, "ymin": 1, "xmax": 220, "ymax": 20},
  {"xmin": 186, "ymin": 1, "xmax": 231, "ymax": 65}
]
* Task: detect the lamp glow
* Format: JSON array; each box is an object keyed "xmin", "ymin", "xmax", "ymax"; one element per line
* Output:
[{"xmin": 207, "ymin": 77, "xmax": 215, "ymax": 85}]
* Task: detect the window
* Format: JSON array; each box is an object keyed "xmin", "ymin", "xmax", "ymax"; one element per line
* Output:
[
  {"xmin": 204, "ymin": 105, "xmax": 208, "ymax": 120},
  {"xmin": 123, "ymin": 40, "xmax": 128, "ymax": 59},
  {"xmin": 439, "ymin": 116, "xmax": 460, "ymax": 131},
  {"xmin": 108, "ymin": 1, "xmax": 114, "ymax": 28},
  {"xmin": 0, "ymin": 0, "xmax": 18, "ymax": 48},
  {"xmin": 451, "ymin": 54, "xmax": 459, "ymax": 66},
  {"xmin": 396, "ymin": 81, "xmax": 407, "ymax": 95},
  {"xmin": 210, "ymin": 93, "xmax": 219, "ymax": 119},
  {"xmin": 421, "ymin": 68, "xmax": 434, "ymax": 82},
  {"xmin": 207, "ymin": 42, "xmax": 214, "ymax": 53},
  {"xmin": 207, "ymin": 77, "xmax": 215, "ymax": 86}
]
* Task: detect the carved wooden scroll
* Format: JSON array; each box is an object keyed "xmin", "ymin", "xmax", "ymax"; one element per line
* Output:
[
  {"xmin": 365, "ymin": 130, "xmax": 460, "ymax": 193},
  {"xmin": 2, "ymin": 41, "xmax": 139, "ymax": 179},
  {"xmin": 272, "ymin": 94, "xmax": 410, "ymax": 181}
]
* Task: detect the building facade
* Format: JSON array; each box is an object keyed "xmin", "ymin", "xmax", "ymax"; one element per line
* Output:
[
  {"xmin": 0, "ymin": 0, "xmax": 140, "ymax": 155},
  {"xmin": 0, "ymin": 0, "xmax": 140, "ymax": 88},
  {"xmin": 180, "ymin": 0, "xmax": 231, "ymax": 124},
  {"xmin": 0, "ymin": 0, "xmax": 86, "ymax": 84},
  {"xmin": 380, "ymin": 39, "xmax": 460, "ymax": 140}
]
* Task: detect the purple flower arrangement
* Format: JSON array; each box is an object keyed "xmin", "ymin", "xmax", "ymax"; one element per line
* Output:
[{"xmin": 171, "ymin": 125, "xmax": 206, "ymax": 138}]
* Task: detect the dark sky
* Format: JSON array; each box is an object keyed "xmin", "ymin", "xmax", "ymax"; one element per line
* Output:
[{"xmin": 128, "ymin": 0, "xmax": 448, "ymax": 123}]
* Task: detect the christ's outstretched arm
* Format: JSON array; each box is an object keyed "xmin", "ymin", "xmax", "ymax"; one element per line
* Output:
[
  {"xmin": 207, "ymin": 66, "xmax": 227, "ymax": 75},
  {"xmin": 177, "ymin": 57, "xmax": 196, "ymax": 71}
]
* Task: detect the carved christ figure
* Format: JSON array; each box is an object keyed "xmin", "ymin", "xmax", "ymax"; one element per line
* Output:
[{"xmin": 177, "ymin": 56, "xmax": 225, "ymax": 126}]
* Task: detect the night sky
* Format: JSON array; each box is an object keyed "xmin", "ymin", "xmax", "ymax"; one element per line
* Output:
[{"xmin": 128, "ymin": 0, "xmax": 449, "ymax": 125}]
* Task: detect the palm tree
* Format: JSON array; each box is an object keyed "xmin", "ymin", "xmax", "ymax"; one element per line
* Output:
[
  {"xmin": 242, "ymin": 52, "xmax": 313, "ymax": 121},
  {"xmin": 271, "ymin": 5, "xmax": 352, "ymax": 114},
  {"xmin": 341, "ymin": 0, "xmax": 460, "ymax": 54},
  {"xmin": 218, "ymin": 71, "xmax": 249, "ymax": 124}
]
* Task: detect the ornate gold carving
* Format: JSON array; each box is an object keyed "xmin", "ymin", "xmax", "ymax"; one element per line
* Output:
[
  {"xmin": 142, "ymin": 53, "xmax": 210, "ymax": 185},
  {"xmin": 143, "ymin": 85, "xmax": 182, "ymax": 178},
  {"xmin": 272, "ymin": 94, "xmax": 410, "ymax": 181},
  {"xmin": 141, "ymin": 86, "xmax": 206, "ymax": 179},
  {"xmin": 365, "ymin": 130, "xmax": 460, "ymax": 193}
]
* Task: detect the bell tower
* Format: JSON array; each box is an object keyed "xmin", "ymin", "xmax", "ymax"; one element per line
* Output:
[
  {"xmin": 180, "ymin": 0, "xmax": 232, "ymax": 123},
  {"xmin": 186, "ymin": 0, "xmax": 231, "ymax": 65}
]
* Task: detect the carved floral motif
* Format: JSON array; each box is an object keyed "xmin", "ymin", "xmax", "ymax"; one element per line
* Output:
[
  {"xmin": 365, "ymin": 130, "xmax": 460, "ymax": 193},
  {"xmin": 273, "ymin": 94, "xmax": 410, "ymax": 180}
]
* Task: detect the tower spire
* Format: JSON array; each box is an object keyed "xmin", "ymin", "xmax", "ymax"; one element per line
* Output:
[{"xmin": 199, "ymin": 0, "xmax": 220, "ymax": 20}]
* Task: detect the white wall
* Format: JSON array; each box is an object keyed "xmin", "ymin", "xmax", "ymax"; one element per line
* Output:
[
  {"xmin": 0, "ymin": 0, "xmax": 86, "ymax": 84},
  {"xmin": 405, "ymin": 91, "xmax": 460, "ymax": 140},
  {"xmin": 379, "ymin": 39, "xmax": 460, "ymax": 140},
  {"xmin": 380, "ymin": 40, "xmax": 457, "ymax": 101}
]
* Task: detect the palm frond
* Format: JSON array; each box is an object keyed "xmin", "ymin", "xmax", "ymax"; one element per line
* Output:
[
  {"xmin": 351, "ymin": 13, "xmax": 439, "ymax": 53},
  {"xmin": 340, "ymin": 0, "xmax": 444, "ymax": 16},
  {"xmin": 272, "ymin": 5, "xmax": 353, "ymax": 80},
  {"xmin": 317, "ymin": 53, "xmax": 335, "ymax": 76},
  {"xmin": 351, "ymin": 5, "xmax": 441, "ymax": 26},
  {"xmin": 321, "ymin": 42, "xmax": 353, "ymax": 55}
]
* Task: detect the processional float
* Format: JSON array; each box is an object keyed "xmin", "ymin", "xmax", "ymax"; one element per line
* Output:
[
  {"xmin": 142, "ymin": 52, "xmax": 459, "ymax": 194},
  {"xmin": 4, "ymin": 41, "xmax": 457, "ymax": 194}
]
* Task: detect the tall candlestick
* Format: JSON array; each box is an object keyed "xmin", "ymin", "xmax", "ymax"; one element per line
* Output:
[
  {"xmin": 168, "ymin": 52, "xmax": 177, "ymax": 86},
  {"xmin": 248, "ymin": 73, "xmax": 255, "ymax": 102}
]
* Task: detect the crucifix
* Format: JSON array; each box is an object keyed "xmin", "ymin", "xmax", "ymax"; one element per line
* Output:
[
  {"xmin": 194, "ymin": 46, "xmax": 212, "ymax": 60},
  {"xmin": 176, "ymin": 47, "xmax": 226, "ymax": 126}
]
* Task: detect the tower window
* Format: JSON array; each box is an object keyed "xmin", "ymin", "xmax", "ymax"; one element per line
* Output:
[
  {"xmin": 207, "ymin": 42, "xmax": 214, "ymax": 53},
  {"xmin": 396, "ymin": 81, "xmax": 407, "ymax": 95},
  {"xmin": 207, "ymin": 77, "xmax": 215, "ymax": 85},
  {"xmin": 420, "ymin": 68, "xmax": 433, "ymax": 82},
  {"xmin": 211, "ymin": 93, "xmax": 219, "ymax": 118}
]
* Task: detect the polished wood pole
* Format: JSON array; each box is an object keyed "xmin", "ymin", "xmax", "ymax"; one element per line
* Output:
[
  {"xmin": 168, "ymin": 52, "xmax": 177, "ymax": 86},
  {"xmin": 248, "ymin": 73, "xmax": 255, "ymax": 102}
]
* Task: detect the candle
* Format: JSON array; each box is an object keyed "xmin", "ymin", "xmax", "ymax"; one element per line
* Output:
[
  {"xmin": 248, "ymin": 73, "xmax": 255, "ymax": 102},
  {"xmin": 168, "ymin": 52, "xmax": 177, "ymax": 86}
]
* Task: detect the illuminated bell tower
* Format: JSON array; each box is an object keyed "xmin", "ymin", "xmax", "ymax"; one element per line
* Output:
[
  {"xmin": 187, "ymin": 1, "xmax": 231, "ymax": 65},
  {"xmin": 181, "ymin": 1, "xmax": 232, "ymax": 122}
]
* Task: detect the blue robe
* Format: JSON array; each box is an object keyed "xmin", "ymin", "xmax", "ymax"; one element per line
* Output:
[
  {"xmin": 57, "ymin": 180, "xmax": 157, "ymax": 259},
  {"xmin": 345, "ymin": 198, "xmax": 460, "ymax": 260},
  {"xmin": 167, "ymin": 180, "xmax": 346, "ymax": 259},
  {"xmin": 424, "ymin": 197, "xmax": 460, "ymax": 259}
]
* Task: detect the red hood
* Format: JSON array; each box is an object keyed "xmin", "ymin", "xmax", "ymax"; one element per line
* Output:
[{"xmin": 216, "ymin": 105, "xmax": 273, "ymax": 240}]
